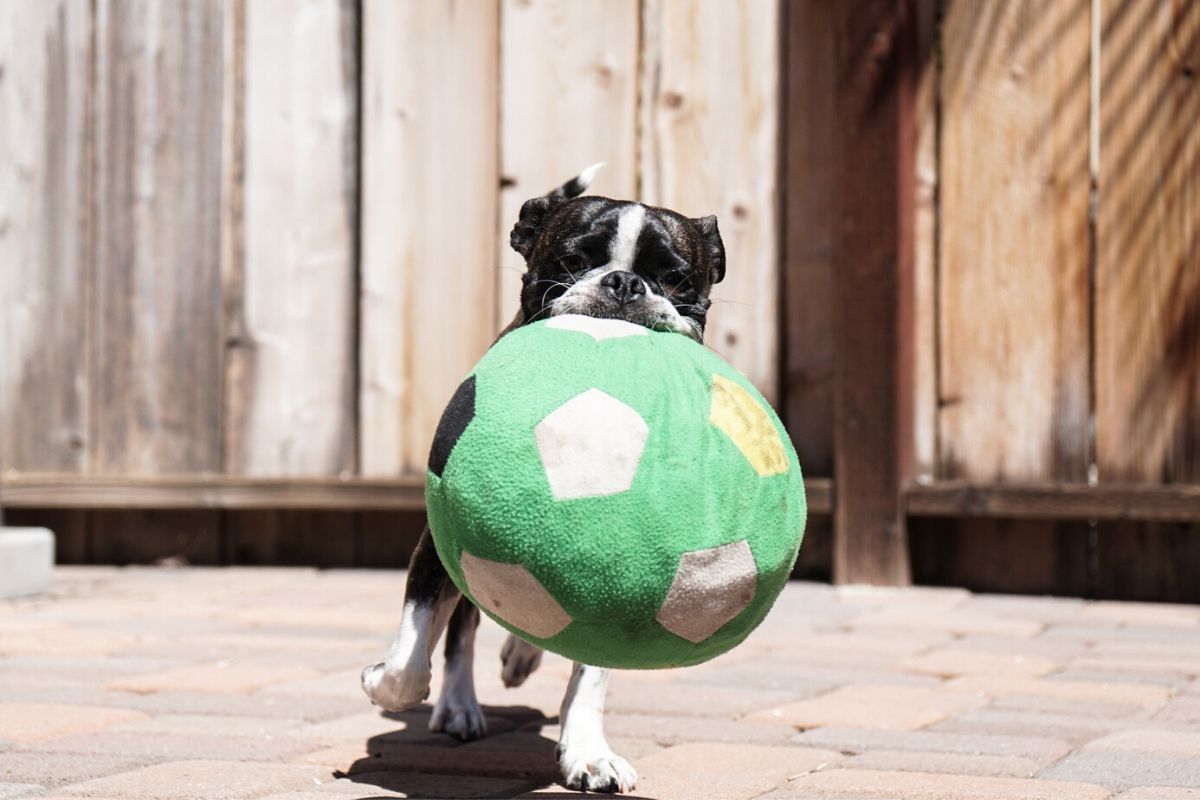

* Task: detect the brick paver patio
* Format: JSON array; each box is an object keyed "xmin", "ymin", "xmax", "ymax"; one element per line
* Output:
[{"xmin": 1, "ymin": 567, "xmax": 1198, "ymax": 799}]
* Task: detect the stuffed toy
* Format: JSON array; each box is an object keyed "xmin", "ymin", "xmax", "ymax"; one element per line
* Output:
[{"xmin": 425, "ymin": 314, "xmax": 806, "ymax": 669}]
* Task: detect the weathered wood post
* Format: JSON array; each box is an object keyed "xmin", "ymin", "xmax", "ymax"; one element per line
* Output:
[{"xmin": 831, "ymin": 0, "xmax": 918, "ymax": 585}]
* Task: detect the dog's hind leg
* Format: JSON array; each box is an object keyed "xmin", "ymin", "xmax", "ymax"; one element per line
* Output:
[
  {"xmin": 430, "ymin": 597, "xmax": 488, "ymax": 740},
  {"xmin": 500, "ymin": 634, "xmax": 544, "ymax": 688},
  {"xmin": 362, "ymin": 527, "xmax": 460, "ymax": 712}
]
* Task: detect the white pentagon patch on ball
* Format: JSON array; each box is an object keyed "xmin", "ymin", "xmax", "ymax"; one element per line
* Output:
[
  {"xmin": 545, "ymin": 314, "xmax": 649, "ymax": 341},
  {"xmin": 656, "ymin": 539, "xmax": 758, "ymax": 643},
  {"xmin": 535, "ymin": 388, "xmax": 649, "ymax": 500},
  {"xmin": 459, "ymin": 549, "xmax": 571, "ymax": 639}
]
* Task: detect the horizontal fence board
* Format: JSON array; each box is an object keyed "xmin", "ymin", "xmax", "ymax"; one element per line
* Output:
[
  {"xmin": 0, "ymin": 473, "xmax": 832, "ymax": 515},
  {"xmin": 907, "ymin": 481, "xmax": 1200, "ymax": 522},
  {"xmin": 0, "ymin": 473, "xmax": 426, "ymax": 510},
  {"xmin": 359, "ymin": 0, "xmax": 499, "ymax": 477},
  {"xmin": 640, "ymin": 0, "xmax": 781, "ymax": 402},
  {"xmin": 227, "ymin": 0, "xmax": 358, "ymax": 477}
]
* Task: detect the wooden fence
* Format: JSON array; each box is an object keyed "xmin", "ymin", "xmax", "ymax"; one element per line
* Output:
[{"xmin": 2, "ymin": 0, "xmax": 1198, "ymax": 600}]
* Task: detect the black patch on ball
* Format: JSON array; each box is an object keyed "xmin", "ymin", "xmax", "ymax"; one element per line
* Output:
[{"xmin": 428, "ymin": 375, "xmax": 476, "ymax": 477}]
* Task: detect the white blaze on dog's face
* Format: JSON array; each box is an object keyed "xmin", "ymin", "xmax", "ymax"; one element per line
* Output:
[{"xmin": 509, "ymin": 167, "xmax": 726, "ymax": 341}]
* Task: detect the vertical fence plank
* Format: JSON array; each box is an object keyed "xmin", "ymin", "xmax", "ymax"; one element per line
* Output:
[
  {"xmin": 1094, "ymin": 0, "xmax": 1200, "ymax": 602},
  {"xmin": 90, "ymin": 1, "xmax": 225, "ymax": 559},
  {"xmin": 0, "ymin": 1, "xmax": 91, "ymax": 473},
  {"xmin": 782, "ymin": 0, "xmax": 835, "ymax": 477},
  {"xmin": 912, "ymin": 0, "xmax": 939, "ymax": 480},
  {"xmin": 495, "ymin": 0, "xmax": 639, "ymax": 328},
  {"xmin": 225, "ymin": 0, "xmax": 358, "ymax": 477},
  {"xmin": 91, "ymin": 0, "xmax": 225, "ymax": 474},
  {"xmin": 831, "ymin": 0, "xmax": 916, "ymax": 585},
  {"xmin": 641, "ymin": 0, "xmax": 781, "ymax": 401},
  {"xmin": 938, "ymin": 0, "xmax": 1092, "ymax": 482},
  {"xmin": 359, "ymin": 0, "xmax": 499, "ymax": 477},
  {"xmin": 1096, "ymin": 0, "xmax": 1199, "ymax": 484}
]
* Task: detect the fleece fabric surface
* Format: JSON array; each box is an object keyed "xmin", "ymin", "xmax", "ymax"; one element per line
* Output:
[{"xmin": 425, "ymin": 314, "xmax": 806, "ymax": 669}]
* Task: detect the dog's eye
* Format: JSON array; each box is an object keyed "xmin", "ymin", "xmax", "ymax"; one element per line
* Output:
[
  {"xmin": 661, "ymin": 269, "xmax": 690, "ymax": 288},
  {"xmin": 557, "ymin": 254, "xmax": 587, "ymax": 275}
]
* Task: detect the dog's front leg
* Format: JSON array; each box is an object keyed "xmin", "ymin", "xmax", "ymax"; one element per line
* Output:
[
  {"xmin": 557, "ymin": 663, "xmax": 638, "ymax": 794},
  {"xmin": 362, "ymin": 528, "xmax": 460, "ymax": 712}
]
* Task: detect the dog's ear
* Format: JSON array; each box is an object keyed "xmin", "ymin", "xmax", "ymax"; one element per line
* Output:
[
  {"xmin": 510, "ymin": 162, "xmax": 605, "ymax": 260},
  {"xmin": 693, "ymin": 214, "xmax": 726, "ymax": 284}
]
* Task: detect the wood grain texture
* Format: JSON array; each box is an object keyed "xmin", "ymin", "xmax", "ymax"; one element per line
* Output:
[
  {"xmin": 640, "ymin": 0, "xmax": 781, "ymax": 401},
  {"xmin": 907, "ymin": 480, "xmax": 1200, "ymax": 522},
  {"xmin": 0, "ymin": 473, "xmax": 425, "ymax": 510},
  {"xmin": 782, "ymin": 0, "xmax": 835, "ymax": 476},
  {"xmin": 831, "ymin": 0, "xmax": 917, "ymax": 585},
  {"xmin": 0, "ymin": 1, "xmax": 91, "ymax": 472},
  {"xmin": 1095, "ymin": 0, "xmax": 1200, "ymax": 483},
  {"xmin": 495, "ymin": 0, "xmax": 639, "ymax": 326},
  {"xmin": 912, "ymin": 0, "xmax": 939, "ymax": 480},
  {"xmin": 1093, "ymin": 0, "xmax": 1199, "ymax": 605},
  {"xmin": 938, "ymin": 0, "xmax": 1092, "ymax": 482},
  {"xmin": 91, "ymin": 0, "xmax": 225, "ymax": 474},
  {"xmin": 359, "ymin": 0, "xmax": 499, "ymax": 477},
  {"xmin": 227, "ymin": 0, "xmax": 357, "ymax": 477}
]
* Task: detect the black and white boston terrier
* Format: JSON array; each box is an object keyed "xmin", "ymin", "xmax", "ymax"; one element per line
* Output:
[{"xmin": 361, "ymin": 164, "xmax": 726, "ymax": 794}]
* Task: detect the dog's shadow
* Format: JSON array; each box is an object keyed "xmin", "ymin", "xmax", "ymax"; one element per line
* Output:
[{"xmin": 331, "ymin": 703, "xmax": 562, "ymax": 798}]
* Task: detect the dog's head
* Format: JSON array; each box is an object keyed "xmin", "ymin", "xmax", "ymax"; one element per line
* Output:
[{"xmin": 508, "ymin": 165, "xmax": 726, "ymax": 342}]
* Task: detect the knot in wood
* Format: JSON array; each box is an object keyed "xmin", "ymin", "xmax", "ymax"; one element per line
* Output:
[
  {"xmin": 870, "ymin": 29, "xmax": 893, "ymax": 61},
  {"xmin": 661, "ymin": 90, "xmax": 685, "ymax": 109}
]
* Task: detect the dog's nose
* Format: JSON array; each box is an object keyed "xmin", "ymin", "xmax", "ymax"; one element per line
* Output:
[{"xmin": 600, "ymin": 270, "xmax": 646, "ymax": 305}]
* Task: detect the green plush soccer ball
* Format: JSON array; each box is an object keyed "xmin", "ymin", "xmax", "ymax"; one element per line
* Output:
[{"xmin": 425, "ymin": 314, "xmax": 806, "ymax": 669}]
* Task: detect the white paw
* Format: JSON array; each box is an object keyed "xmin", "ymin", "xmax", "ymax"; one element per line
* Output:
[
  {"xmin": 558, "ymin": 744, "xmax": 638, "ymax": 794},
  {"xmin": 360, "ymin": 661, "xmax": 432, "ymax": 712},
  {"xmin": 430, "ymin": 689, "xmax": 488, "ymax": 741},
  {"xmin": 500, "ymin": 635, "xmax": 544, "ymax": 688}
]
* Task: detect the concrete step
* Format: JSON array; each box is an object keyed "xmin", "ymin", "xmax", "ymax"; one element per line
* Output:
[{"xmin": 0, "ymin": 527, "xmax": 54, "ymax": 599}]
